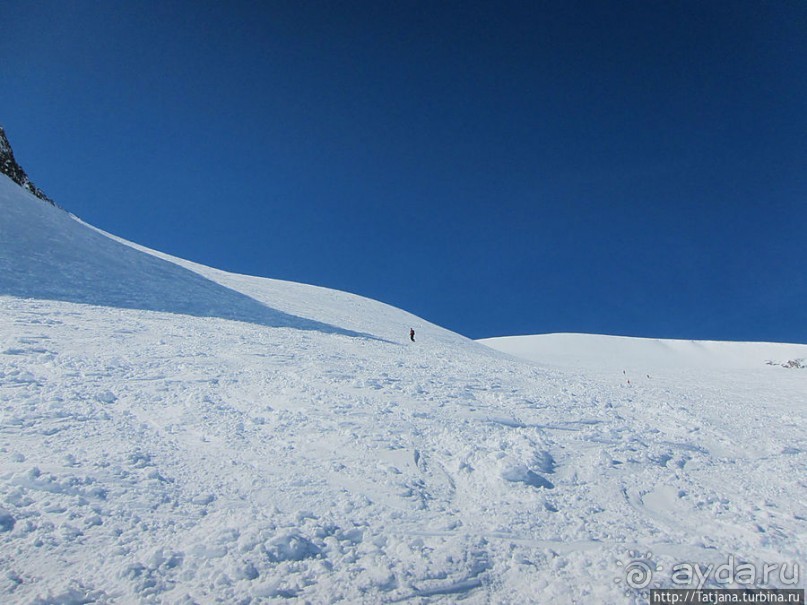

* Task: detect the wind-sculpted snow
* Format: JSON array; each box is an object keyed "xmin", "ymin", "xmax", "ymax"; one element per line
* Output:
[
  {"xmin": 0, "ymin": 174, "xmax": 804, "ymax": 602},
  {"xmin": 0, "ymin": 176, "xmax": 375, "ymax": 340}
]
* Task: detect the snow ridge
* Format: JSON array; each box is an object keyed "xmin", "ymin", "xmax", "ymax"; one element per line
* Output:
[
  {"xmin": 480, "ymin": 333, "xmax": 807, "ymax": 371},
  {"xmin": 0, "ymin": 127, "xmax": 54, "ymax": 206}
]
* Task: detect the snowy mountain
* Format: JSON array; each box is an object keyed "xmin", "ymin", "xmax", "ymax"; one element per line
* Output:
[
  {"xmin": 0, "ymin": 164, "xmax": 805, "ymax": 603},
  {"xmin": 0, "ymin": 127, "xmax": 54, "ymax": 206}
]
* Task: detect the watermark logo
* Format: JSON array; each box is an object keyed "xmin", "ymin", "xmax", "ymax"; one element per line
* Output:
[
  {"xmin": 616, "ymin": 551, "xmax": 800, "ymax": 594},
  {"xmin": 670, "ymin": 555, "xmax": 799, "ymax": 588},
  {"xmin": 615, "ymin": 551, "xmax": 664, "ymax": 596}
]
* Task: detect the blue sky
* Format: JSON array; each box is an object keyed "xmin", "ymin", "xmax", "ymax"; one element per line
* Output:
[{"xmin": 2, "ymin": 1, "xmax": 806, "ymax": 342}]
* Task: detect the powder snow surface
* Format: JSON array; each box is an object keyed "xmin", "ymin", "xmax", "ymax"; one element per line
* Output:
[{"xmin": 1, "ymin": 175, "xmax": 805, "ymax": 603}]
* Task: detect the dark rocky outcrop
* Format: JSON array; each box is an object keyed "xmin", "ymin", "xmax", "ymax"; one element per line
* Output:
[{"xmin": 0, "ymin": 126, "xmax": 56, "ymax": 205}]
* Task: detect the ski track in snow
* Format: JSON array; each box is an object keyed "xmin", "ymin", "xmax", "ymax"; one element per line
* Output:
[{"xmin": 1, "ymin": 297, "xmax": 805, "ymax": 603}]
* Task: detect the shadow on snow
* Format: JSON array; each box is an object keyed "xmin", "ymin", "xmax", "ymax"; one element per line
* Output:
[{"xmin": 0, "ymin": 188, "xmax": 381, "ymax": 341}]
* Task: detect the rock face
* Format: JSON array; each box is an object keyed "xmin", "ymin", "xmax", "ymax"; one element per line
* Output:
[{"xmin": 0, "ymin": 126, "xmax": 55, "ymax": 205}]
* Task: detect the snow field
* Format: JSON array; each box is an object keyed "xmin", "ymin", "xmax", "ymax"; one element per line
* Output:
[
  {"xmin": 0, "ymin": 177, "xmax": 805, "ymax": 602},
  {"xmin": 2, "ymin": 296, "xmax": 805, "ymax": 603}
]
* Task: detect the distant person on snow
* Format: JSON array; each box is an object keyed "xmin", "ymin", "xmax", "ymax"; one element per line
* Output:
[{"xmin": 410, "ymin": 328, "xmax": 415, "ymax": 342}]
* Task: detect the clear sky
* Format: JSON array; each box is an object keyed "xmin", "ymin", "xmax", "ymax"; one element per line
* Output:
[{"xmin": 2, "ymin": 1, "xmax": 806, "ymax": 342}]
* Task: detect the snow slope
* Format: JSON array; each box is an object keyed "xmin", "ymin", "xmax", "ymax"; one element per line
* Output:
[
  {"xmin": 479, "ymin": 333, "xmax": 807, "ymax": 371},
  {"xmin": 1, "ymin": 175, "xmax": 805, "ymax": 603}
]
